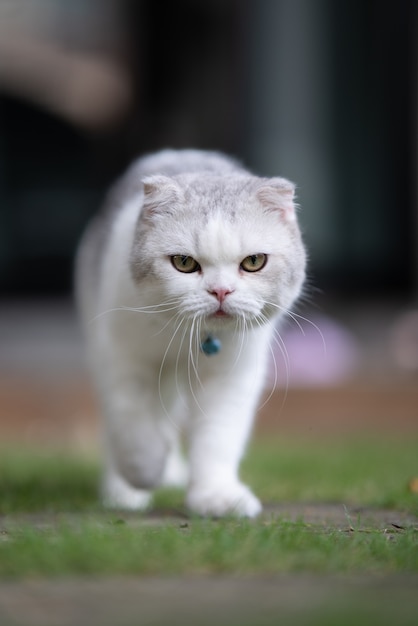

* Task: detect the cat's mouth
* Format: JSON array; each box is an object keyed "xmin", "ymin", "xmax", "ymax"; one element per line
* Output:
[
  {"xmin": 204, "ymin": 304, "xmax": 239, "ymax": 323},
  {"xmin": 204, "ymin": 307, "xmax": 235, "ymax": 327}
]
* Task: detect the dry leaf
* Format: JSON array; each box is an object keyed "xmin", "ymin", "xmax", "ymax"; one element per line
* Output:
[{"xmin": 407, "ymin": 477, "xmax": 418, "ymax": 493}]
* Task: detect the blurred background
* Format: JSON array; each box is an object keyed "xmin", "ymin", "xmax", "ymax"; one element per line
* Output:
[{"xmin": 0, "ymin": 0, "xmax": 417, "ymax": 447}]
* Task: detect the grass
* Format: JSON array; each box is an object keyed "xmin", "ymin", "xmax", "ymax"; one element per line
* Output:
[
  {"xmin": 0, "ymin": 518, "xmax": 416, "ymax": 579},
  {"xmin": 0, "ymin": 436, "xmax": 417, "ymax": 579},
  {"xmin": 243, "ymin": 436, "xmax": 418, "ymax": 512}
]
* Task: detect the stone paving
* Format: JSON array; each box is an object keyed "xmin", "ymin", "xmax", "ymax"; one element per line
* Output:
[{"xmin": 1, "ymin": 573, "xmax": 418, "ymax": 626}]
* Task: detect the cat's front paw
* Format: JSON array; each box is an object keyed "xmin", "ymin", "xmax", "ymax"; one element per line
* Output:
[
  {"xmin": 186, "ymin": 481, "xmax": 262, "ymax": 518},
  {"xmin": 102, "ymin": 471, "xmax": 152, "ymax": 511}
]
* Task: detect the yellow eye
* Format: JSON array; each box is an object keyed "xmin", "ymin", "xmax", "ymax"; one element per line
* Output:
[
  {"xmin": 240, "ymin": 254, "xmax": 267, "ymax": 272},
  {"xmin": 171, "ymin": 255, "xmax": 201, "ymax": 273}
]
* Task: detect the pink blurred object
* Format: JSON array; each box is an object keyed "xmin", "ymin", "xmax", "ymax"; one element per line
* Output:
[{"xmin": 268, "ymin": 313, "xmax": 360, "ymax": 388}]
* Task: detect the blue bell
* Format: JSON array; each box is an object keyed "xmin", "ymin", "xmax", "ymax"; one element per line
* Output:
[{"xmin": 200, "ymin": 335, "xmax": 221, "ymax": 356}]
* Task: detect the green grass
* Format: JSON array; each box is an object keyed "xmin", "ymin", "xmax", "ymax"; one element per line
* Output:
[
  {"xmin": 0, "ymin": 437, "xmax": 417, "ymax": 579},
  {"xmin": 0, "ymin": 517, "xmax": 416, "ymax": 578},
  {"xmin": 243, "ymin": 436, "xmax": 418, "ymax": 512}
]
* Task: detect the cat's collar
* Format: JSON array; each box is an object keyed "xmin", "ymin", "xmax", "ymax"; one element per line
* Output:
[{"xmin": 200, "ymin": 335, "xmax": 221, "ymax": 356}]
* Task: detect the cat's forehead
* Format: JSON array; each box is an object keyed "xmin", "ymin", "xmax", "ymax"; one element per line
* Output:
[
  {"xmin": 178, "ymin": 173, "xmax": 252, "ymax": 217},
  {"xmin": 175, "ymin": 209, "xmax": 279, "ymax": 264},
  {"xmin": 195, "ymin": 214, "xmax": 245, "ymax": 261}
]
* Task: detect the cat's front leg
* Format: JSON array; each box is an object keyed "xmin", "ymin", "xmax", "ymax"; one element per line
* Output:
[
  {"xmin": 104, "ymin": 446, "xmax": 186, "ymax": 511},
  {"xmin": 186, "ymin": 374, "xmax": 263, "ymax": 518},
  {"xmin": 100, "ymin": 375, "xmax": 177, "ymax": 510}
]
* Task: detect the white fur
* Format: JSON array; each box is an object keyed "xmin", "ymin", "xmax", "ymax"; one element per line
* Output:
[{"xmin": 76, "ymin": 150, "xmax": 305, "ymax": 518}]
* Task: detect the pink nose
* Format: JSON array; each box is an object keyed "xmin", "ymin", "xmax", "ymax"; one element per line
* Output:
[{"xmin": 208, "ymin": 288, "xmax": 233, "ymax": 303}]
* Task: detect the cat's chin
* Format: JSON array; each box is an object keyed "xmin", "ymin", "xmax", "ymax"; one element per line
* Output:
[
  {"xmin": 204, "ymin": 311, "xmax": 261, "ymax": 332},
  {"xmin": 204, "ymin": 312, "xmax": 236, "ymax": 330},
  {"xmin": 211, "ymin": 309, "xmax": 231, "ymax": 319}
]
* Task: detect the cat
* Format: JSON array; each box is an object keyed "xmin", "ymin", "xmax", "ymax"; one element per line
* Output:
[{"xmin": 76, "ymin": 149, "xmax": 306, "ymax": 517}]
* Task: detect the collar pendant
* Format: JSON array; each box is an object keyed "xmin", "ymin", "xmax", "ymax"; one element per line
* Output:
[{"xmin": 200, "ymin": 335, "xmax": 221, "ymax": 356}]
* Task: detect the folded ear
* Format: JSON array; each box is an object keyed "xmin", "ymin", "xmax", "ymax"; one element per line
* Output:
[
  {"xmin": 255, "ymin": 177, "xmax": 297, "ymax": 221},
  {"xmin": 142, "ymin": 175, "xmax": 183, "ymax": 219}
]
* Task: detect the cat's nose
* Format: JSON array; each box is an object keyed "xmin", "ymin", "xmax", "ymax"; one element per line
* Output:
[{"xmin": 208, "ymin": 288, "xmax": 234, "ymax": 303}]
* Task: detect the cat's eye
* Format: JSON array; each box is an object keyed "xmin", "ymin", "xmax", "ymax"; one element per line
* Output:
[
  {"xmin": 171, "ymin": 255, "xmax": 201, "ymax": 273},
  {"xmin": 240, "ymin": 254, "xmax": 267, "ymax": 272}
]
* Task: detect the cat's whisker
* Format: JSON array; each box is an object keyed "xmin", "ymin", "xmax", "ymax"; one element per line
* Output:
[
  {"xmin": 269, "ymin": 339, "xmax": 279, "ymax": 394},
  {"xmin": 286, "ymin": 309, "xmax": 327, "ymax": 356},
  {"xmin": 190, "ymin": 316, "xmax": 205, "ymax": 391},
  {"xmin": 231, "ymin": 314, "xmax": 247, "ymax": 370},
  {"xmin": 270, "ymin": 325, "xmax": 291, "ymax": 380},
  {"xmin": 194, "ymin": 316, "xmax": 201, "ymax": 364},
  {"xmin": 264, "ymin": 301, "xmax": 327, "ymax": 356},
  {"xmin": 258, "ymin": 345, "xmax": 278, "ymax": 410},
  {"xmin": 195, "ymin": 317, "xmax": 205, "ymax": 385},
  {"xmin": 264, "ymin": 301, "xmax": 306, "ymax": 336},
  {"xmin": 89, "ymin": 299, "xmax": 183, "ymax": 324},
  {"xmin": 188, "ymin": 315, "xmax": 204, "ymax": 392},
  {"xmin": 120, "ymin": 299, "xmax": 183, "ymax": 311},
  {"xmin": 157, "ymin": 314, "xmax": 185, "ymax": 431},
  {"xmin": 256, "ymin": 314, "xmax": 288, "ymax": 412},
  {"xmin": 270, "ymin": 324, "xmax": 292, "ymax": 413},
  {"xmin": 151, "ymin": 308, "xmax": 183, "ymax": 338},
  {"xmin": 187, "ymin": 316, "xmax": 208, "ymax": 417},
  {"xmin": 174, "ymin": 318, "xmax": 190, "ymax": 405},
  {"xmin": 248, "ymin": 314, "xmax": 269, "ymax": 401}
]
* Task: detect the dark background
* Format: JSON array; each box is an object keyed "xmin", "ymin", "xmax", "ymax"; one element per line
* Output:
[{"xmin": 0, "ymin": 0, "xmax": 416, "ymax": 299}]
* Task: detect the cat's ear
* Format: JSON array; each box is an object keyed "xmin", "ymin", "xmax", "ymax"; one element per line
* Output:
[
  {"xmin": 256, "ymin": 178, "xmax": 297, "ymax": 221},
  {"xmin": 142, "ymin": 175, "xmax": 183, "ymax": 219}
]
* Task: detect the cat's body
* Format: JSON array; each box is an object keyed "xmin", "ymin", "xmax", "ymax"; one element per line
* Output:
[{"xmin": 76, "ymin": 149, "xmax": 306, "ymax": 517}]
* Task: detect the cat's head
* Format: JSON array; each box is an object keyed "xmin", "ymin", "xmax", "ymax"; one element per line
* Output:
[{"xmin": 130, "ymin": 173, "xmax": 306, "ymax": 328}]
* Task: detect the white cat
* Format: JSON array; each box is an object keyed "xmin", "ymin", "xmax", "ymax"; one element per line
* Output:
[{"xmin": 76, "ymin": 149, "xmax": 306, "ymax": 517}]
